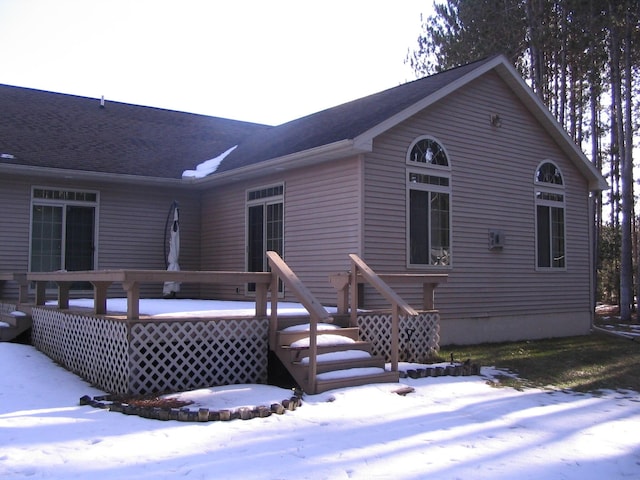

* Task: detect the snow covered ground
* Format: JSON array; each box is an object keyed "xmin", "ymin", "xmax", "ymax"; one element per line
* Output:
[{"xmin": 1, "ymin": 299, "xmax": 639, "ymax": 479}]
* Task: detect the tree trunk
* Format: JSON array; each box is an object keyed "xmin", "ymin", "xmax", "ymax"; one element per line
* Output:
[{"xmin": 610, "ymin": 10, "xmax": 633, "ymax": 320}]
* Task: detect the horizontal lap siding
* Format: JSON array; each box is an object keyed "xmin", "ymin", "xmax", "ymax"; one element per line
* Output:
[
  {"xmin": 0, "ymin": 178, "xmax": 32, "ymax": 298},
  {"xmin": 284, "ymin": 157, "xmax": 361, "ymax": 303},
  {"xmin": 364, "ymin": 72, "xmax": 592, "ymax": 321},
  {"xmin": 200, "ymin": 158, "xmax": 362, "ymax": 304},
  {"xmin": 0, "ymin": 174, "xmax": 201, "ymax": 299},
  {"xmin": 200, "ymin": 184, "xmax": 246, "ymax": 298},
  {"xmin": 97, "ymin": 184, "xmax": 201, "ymax": 298}
]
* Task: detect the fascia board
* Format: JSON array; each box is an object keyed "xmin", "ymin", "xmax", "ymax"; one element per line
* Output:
[
  {"xmin": 354, "ymin": 56, "xmax": 506, "ymax": 148},
  {"xmin": 354, "ymin": 55, "xmax": 607, "ymax": 192},
  {"xmin": 493, "ymin": 60, "xmax": 608, "ymax": 192},
  {"xmin": 0, "ymin": 163, "xmax": 185, "ymax": 187},
  {"xmin": 188, "ymin": 139, "xmax": 368, "ymax": 187}
]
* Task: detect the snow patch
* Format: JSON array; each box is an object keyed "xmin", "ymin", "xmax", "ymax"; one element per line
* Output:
[
  {"xmin": 182, "ymin": 145, "xmax": 237, "ymax": 179},
  {"xmin": 290, "ymin": 334, "xmax": 356, "ymax": 348},
  {"xmin": 316, "ymin": 367, "xmax": 385, "ymax": 380},
  {"xmin": 300, "ymin": 350, "xmax": 371, "ymax": 365},
  {"xmin": 282, "ymin": 323, "xmax": 340, "ymax": 332}
]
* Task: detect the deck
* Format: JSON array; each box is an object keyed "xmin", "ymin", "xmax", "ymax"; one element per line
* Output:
[{"xmin": 1, "ymin": 253, "xmax": 446, "ymax": 395}]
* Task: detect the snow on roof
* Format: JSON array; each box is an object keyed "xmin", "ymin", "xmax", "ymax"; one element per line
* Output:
[{"xmin": 181, "ymin": 145, "xmax": 237, "ymax": 179}]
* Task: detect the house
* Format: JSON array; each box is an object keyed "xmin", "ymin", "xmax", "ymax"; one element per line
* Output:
[{"xmin": 1, "ymin": 54, "xmax": 606, "ymax": 352}]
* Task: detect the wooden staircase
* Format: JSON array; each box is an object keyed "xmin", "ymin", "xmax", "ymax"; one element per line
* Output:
[
  {"xmin": 273, "ymin": 319, "xmax": 399, "ymax": 394},
  {"xmin": 0, "ymin": 310, "xmax": 32, "ymax": 342},
  {"xmin": 266, "ymin": 252, "xmax": 420, "ymax": 395}
]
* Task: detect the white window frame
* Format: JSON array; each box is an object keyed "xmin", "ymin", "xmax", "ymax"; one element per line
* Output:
[
  {"xmin": 534, "ymin": 161, "xmax": 566, "ymax": 270},
  {"xmin": 245, "ymin": 183, "xmax": 285, "ymax": 295},
  {"xmin": 29, "ymin": 186, "xmax": 99, "ymax": 290},
  {"xmin": 405, "ymin": 136, "xmax": 452, "ymax": 269}
]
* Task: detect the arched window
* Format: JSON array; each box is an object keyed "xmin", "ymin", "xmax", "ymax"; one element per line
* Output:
[
  {"xmin": 406, "ymin": 137, "xmax": 451, "ymax": 266},
  {"xmin": 535, "ymin": 161, "xmax": 565, "ymax": 269}
]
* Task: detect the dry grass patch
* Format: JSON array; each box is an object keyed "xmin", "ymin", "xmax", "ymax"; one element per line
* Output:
[{"xmin": 439, "ymin": 332, "xmax": 640, "ymax": 393}]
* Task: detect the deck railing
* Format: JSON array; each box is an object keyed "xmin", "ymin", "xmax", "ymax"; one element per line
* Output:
[
  {"xmin": 266, "ymin": 251, "xmax": 333, "ymax": 391},
  {"xmin": 329, "ymin": 254, "xmax": 447, "ymax": 372},
  {"xmin": 25, "ymin": 270, "xmax": 273, "ymax": 319}
]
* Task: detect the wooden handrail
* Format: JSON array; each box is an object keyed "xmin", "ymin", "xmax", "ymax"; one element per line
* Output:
[
  {"xmin": 329, "ymin": 271, "xmax": 447, "ymax": 313},
  {"xmin": 349, "ymin": 255, "xmax": 418, "ymax": 317},
  {"xmin": 348, "ymin": 254, "xmax": 422, "ymax": 373},
  {"xmin": 266, "ymin": 251, "xmax": 333, "ymax": 393}
]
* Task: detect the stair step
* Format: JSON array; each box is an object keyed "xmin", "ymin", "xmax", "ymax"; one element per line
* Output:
[
  {"xmin": 278, "ymin": 327, "xmax": 360, "ymax": 347},
  {"xmin": 298, "ymin": 349, "xmax": 372, "ymax": 364},
  {"xmin": 282, "ymin": 341, "xmax": 372, "ymax": 362},
  {"xmin": 287, "ymin": 332, "xmax": 360, "ymax": 348},
  {"xmin": 314, "ymin": 368, "xmax": 400, "ymax": 393},
  {"xmin": 0, "ymin": 311, "xmax": 32, "ymax": 342},
  {"xmin": 294, "ymin": 350, "xmax": 385, "ymax": 373}
]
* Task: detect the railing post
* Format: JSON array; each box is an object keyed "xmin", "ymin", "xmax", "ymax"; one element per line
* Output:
[
  {"xmin": 423, "ymin": 283, "xmax": 435, "ymax": 310},
  {"xmin": 91, "ymin": 281, "xmax": 111, "ymax": 315},
  {"xmin": 308, "ymin": 313, "xmax": 318, "ymax": 393},
  {"xmin": 56, "ymin": 282, "xmax": 71, "ymax": 309},
  {"xmin": 269, "ymin": 273, "xmax": 279, "ymax": 349},
  {"xmin": 256, "ymin": 281, "xmax": 268, "ymax": 317},
  {"xmin": 350, "ymin": 263, "xmax": 358, "ymax": 327},
  {"xmin": 35, "ymin": 281, "xmax": 46, "ymax": 306},
  {"xmin": 122, "ymin": 281, "xmax": 140, "ymax": 320},
  {"xmin": 391, "ymin": 303, "xmax": 399, "ymax": 372}
]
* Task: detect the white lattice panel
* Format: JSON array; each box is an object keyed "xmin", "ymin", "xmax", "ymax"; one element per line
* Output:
[
  {"xmin": 31, "ymin": 308, "xmax": 68, "ymax": 365},
  {"xmin": 358, "ymin": 311, "xmax": 440, "ymax": 363},
  {"xmin": 129, "ymin": 318, "xmax": 269, "ymax": 395},
  {"xmin": 31, "ymin": 307, "xmax": 130, "ymax": 394},
  {"xmin": 0, "ymin": 302, "xmax": 17, "ymax": 316}
]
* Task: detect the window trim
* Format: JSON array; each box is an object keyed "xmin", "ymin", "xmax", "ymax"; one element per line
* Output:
[
  {"xmin": 29, "ymin": 186, "xmax": 100, "ymax": 290},
  {"xmin": 244, "ymin": 183, "xmax": 285, "ymax": 295},
  {"xmin": 405, "ymin": 137, "xmax": 452, "ymax": 269},
  {"xmin": 534, "ymin": 161, "xmax": 566, "ymax": 271}
]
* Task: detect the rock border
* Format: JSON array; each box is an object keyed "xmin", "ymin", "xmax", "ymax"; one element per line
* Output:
[
  {"xmin": 79, "ymin": 363, "xmax": 481, "ymax": 422},
  {"xmin": 79, "ymin": 391, "xmax": 303, "ymax": 422},
  {"xmin": 400, "ymin": 362, "xmax": 481, "ymax": 379}
]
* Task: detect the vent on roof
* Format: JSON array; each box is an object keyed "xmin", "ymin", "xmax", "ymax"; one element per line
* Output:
[
  {"xmin": 1, "ymin": 153, "xmax": 16, "ymax": 160},
  {"xmin": 100, "ymin": 96, "xmax": 105, "ymax": 109}
]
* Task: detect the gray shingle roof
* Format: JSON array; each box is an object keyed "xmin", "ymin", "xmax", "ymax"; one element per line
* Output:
[
  {"xmin": 216, "ymin": 56, "xmax": 496, "ymax": 173},
  {"xmin": 0, "ymin": 84, "xmax": 269, "ymax": 179},
  {"xmin": 1, "ymin": 57, "xmax": 496, "ymax": 180}
]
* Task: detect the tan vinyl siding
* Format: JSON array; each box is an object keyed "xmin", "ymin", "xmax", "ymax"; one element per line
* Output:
[
  {"xmin": 0, "ymin": 178, "xmax": 33, "ymax": 299},
  {"xmin": 0, "ymin": 174, "xmax": 201, "ymax": 299},
  {"xmin": 200, "ymin": 182, "xmax": 247, "ymax": 298},
  {"xmin": 363, "ymin": 71, "xmax": 592, "ymax": 335},
  {"xmin": 284, "ymin": 157, "xmax": 362, "ymax": 302},
  {"xmin": 96, "ymin": 184, "xmax": 201, "ymax": 298},
  {"xmin": 200, "ymin": 157, "xmax": 362, "ymax": 304}
]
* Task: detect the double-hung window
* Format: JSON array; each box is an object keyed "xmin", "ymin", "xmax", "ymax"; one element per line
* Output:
[
  {"xmin": 406, "ymin": 137, "xmax": 452, "ymax": 267},
  {"xmin": 535, "ymin": 162, "xmax": 565, "ymax": 269}
]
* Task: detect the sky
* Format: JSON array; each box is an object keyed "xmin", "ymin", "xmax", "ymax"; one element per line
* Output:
[
  {"xmin": 1, "ymin": 302, "xmax": 640, "ymax": 479},
  {"xmin": 0, "ymin": 0, "xmax": 434, "ymax": 125}
]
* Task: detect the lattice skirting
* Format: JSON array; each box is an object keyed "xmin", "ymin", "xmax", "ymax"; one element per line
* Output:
[
  {"xmin": 30, "ymin": 307, "xmax": 269, "ymax": 396},
  {"xmin": 128, "ymin": 318, "xmax": 269, "ymax": 395},
  {"xmin": 358, "ymin": 311, "xmax": 440, "ymax": 363},
  {"xmin": 0, "ymin": 302, "xmax": 17, "ymax": 316},
  {"xmin": 31, "ymin": 307, "xmax": 130, "ymax": 393}
]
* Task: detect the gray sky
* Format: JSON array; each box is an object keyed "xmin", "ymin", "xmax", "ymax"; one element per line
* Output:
[{"xmin": 0, "ymin": 0, "xmax": 433, "ymax": 125}]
